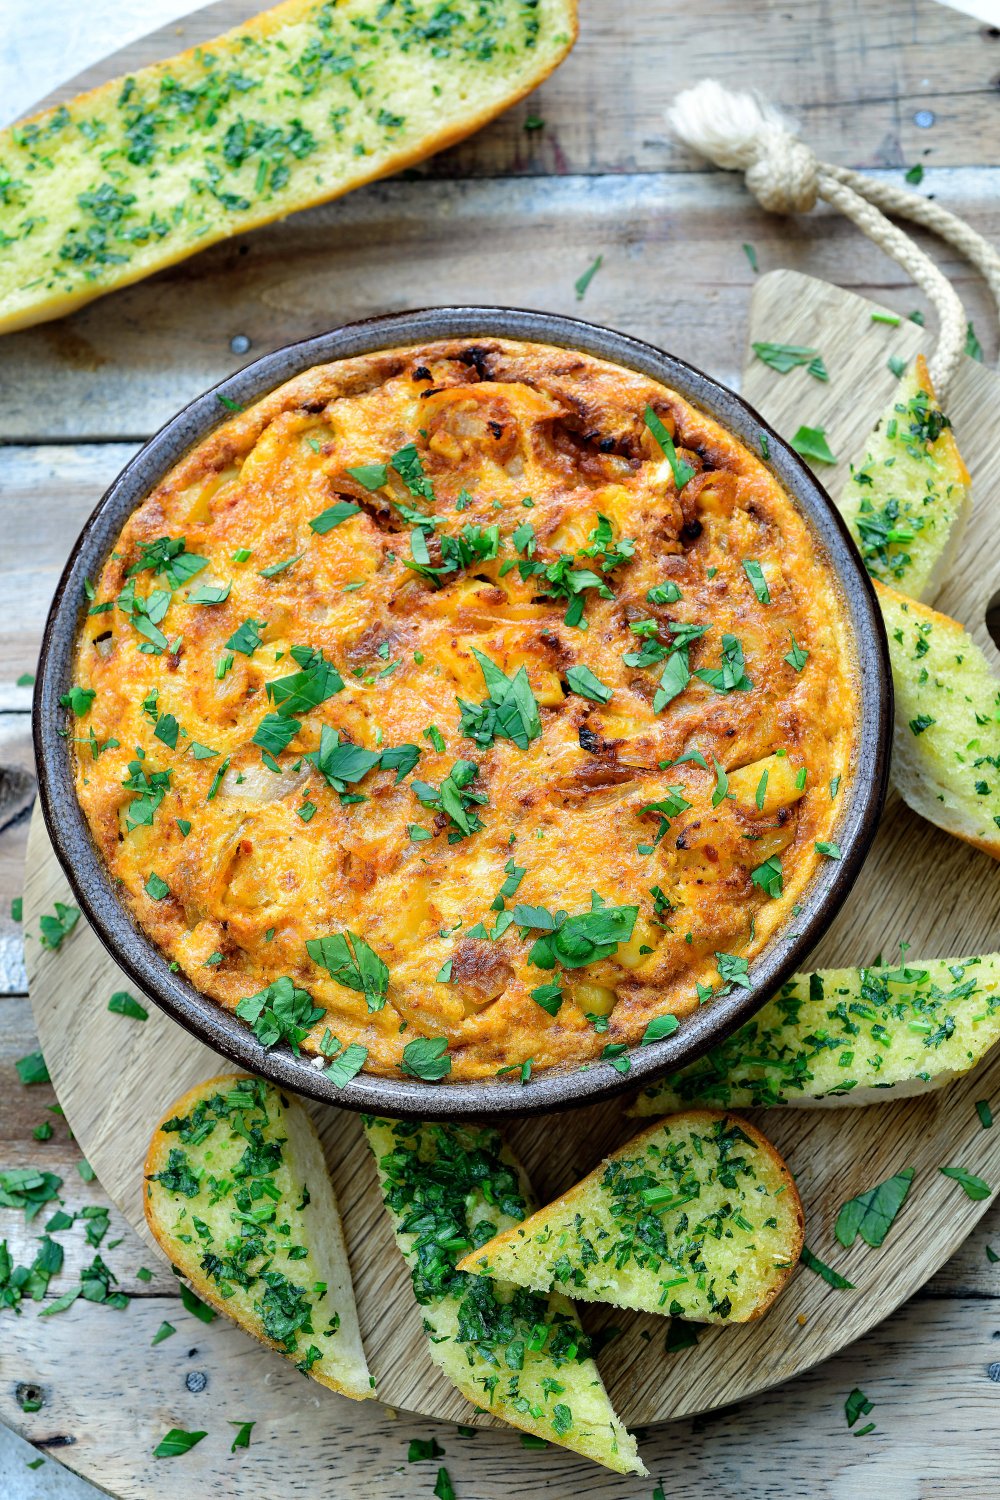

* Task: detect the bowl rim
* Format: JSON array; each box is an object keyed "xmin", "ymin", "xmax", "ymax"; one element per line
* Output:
[{"xmin": 33, "ymin": 304, "xmax": 892, "ymax": 1120}]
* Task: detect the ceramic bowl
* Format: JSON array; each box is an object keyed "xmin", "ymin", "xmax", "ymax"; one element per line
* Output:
[{"xmin": 34, "ymin": 306, "xmax": 892, "ymax": 1118}]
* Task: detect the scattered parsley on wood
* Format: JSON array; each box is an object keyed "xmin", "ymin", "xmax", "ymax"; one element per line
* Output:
[
  {"xmin": 108, "ymin": 991, "xmax": 149, "ymax": 1021},
  {"xmin": 16, "ymin": 1051, "xmax": 50, "ymax": 1085},
  {"xmin": 939, "ymin": 1166, "xmax": 992, "ymax": 1201},
  {"xmin": 752, "ymin": 342, "xmax": 827, "ymax": 381},
  {"xmin": 229, "ymin": 1420, "xmax": 255, "ymax": 1452},
  {"xmin": 845, "ymin": 1386, "xmax": 875, "ymax": 1430},
  {"xmin": 574, "ymin": 253, "xmax": 603, "ymax": 300},
  {"xmin": 976, "ymin": 1100, "xmax": 993, "ymax": 1130},
  {"xmin": 179, "ymin": 1280, "xmax": 218, "ymax": 1323},
  {"xmin": 742, "ymin": 242, "xmax": 758, "ymax": 273},
  {"xmin": 800, "ymin": 1245, "xmax": 855, "ymax": 1289},
  {"xmin": 791, "ymin": 425, "xmax": 837, "ymax": 464},
  {"xmin": 835, "ymin": 1168, "xmax": 914, "ymax": 1249},
  {"xmin": 407, "ymin": 1437, "xmax": 445, "ymax": 1461},
  {"xmin": 38, "ymin": 902, "xmax": 80, "ymax": 950},
  {"xmin": 153, "ymin": 1428, "xmax": 208, "ymax": 1459}
]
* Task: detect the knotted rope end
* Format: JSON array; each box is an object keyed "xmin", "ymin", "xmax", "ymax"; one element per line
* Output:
[{"xmin": 668, "ymin": 78, "xmax": 819, "ymax": 214}]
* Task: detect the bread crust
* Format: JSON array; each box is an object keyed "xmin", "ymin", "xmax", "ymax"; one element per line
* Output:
[
  {"xmin": 458, "ymin": 1108, "xmax": 804, "ymax": 1322},
  {"xmin": 0, "ymin": 0, "xmax": 579, "ymax": 333},
  {"xmin": 144, "ymin": 1071, "xmax": 372, "ymax": 1400}
]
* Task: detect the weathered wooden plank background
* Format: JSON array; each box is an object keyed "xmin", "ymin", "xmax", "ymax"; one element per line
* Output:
[{"xmin": 3, "ymin": 0, "xmax": 1000, "ymax": 1495}]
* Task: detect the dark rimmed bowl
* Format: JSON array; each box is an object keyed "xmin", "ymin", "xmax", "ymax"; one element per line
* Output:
[{"xmin": 34, "ymin": 306, "xmax": 892, "ymax": 1120}]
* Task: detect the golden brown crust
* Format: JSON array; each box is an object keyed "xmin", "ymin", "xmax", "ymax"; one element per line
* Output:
[
  {"xmin": 457, "ymin": 1108, "xmax": 804, "ymax": 1320},
  {"xmin": 144, "ymin": 1072, "xmax": 371, "ymax": 1398},
  {"xmin": 74, "ymin": 338, "xmax": 857, "ymax": 1081}
]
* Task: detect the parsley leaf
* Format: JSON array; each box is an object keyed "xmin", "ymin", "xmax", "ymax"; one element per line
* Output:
[
  {"xmin": 457, "ymin": 649, "xmax": 541, "ymax": 750},
  {"xmin": 325, "ymin": 1042, "xmax": 368, "ymax": 1087},
  {"xmin": 800, "ymin": 1246, "xmax": 855, "ymax": 1289},
  {"xmin": 743, "ymin": 559, "xmax": 771, "ymax": 603},
  {"xmin": 235, "ymin": 976, "xmax": 325, "ymax": 1052},
  {"xmin": 310, "ymin": 500, "xmax": 361, "ymax": 533},
  {"xmin": 752, "ymin": 342, "xmax": 828, "ymax": 381},
  {"xmin": 791, "ymin": 425, "xmax": 837, "ymax": 465},
  {"xmin": 835, "ymin": 1167, "xmax": 914, "ymax": 1248},
  {"xmin": 644, "ymin": 405, "xmax": 696, "ymax": 490},
  {"xmin": 412, "ymin": 760, "xmax": 487, "ymax": 840},
  {"xmin": 784, "ymin": 633, "xmax": 809, "ymax": 672},
  {"xmin": 939, "ymin": 1166, "xmax": 991, "ymax": 1201},
  {"xmin": 108, "ymin": 991, "xmax": 148, "ymax": 1021},
  {"xmin": 153, "ymin": 1428, "xmax": 207, "ymax": 1459},
  {"xmin": 307, "ymin": 931, "xmax": 390, "ymax": 1012},
  {"xmin": 226, "ymin": 618, "xmax": 267, "ymax": 655},
  {"xmin": 401, "ymin": 1036, "xmax": 451, "ymax": 1082},
  {"xmin": 565, "ymin": 664, "xmax": 613, "ymax": 704},
  {"xmin": 522, "ymin": 896, "xmax": 638, "ymax": 971},
  {"xmin": 640, "ymin": 1014, "xmax": 679, "ymax": 1045},
  {"xmin": 38, "ymin": 902, "xmax": 80, "ymax": 950}
]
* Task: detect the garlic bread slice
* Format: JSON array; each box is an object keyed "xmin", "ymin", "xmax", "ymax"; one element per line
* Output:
[
  {"xmin": 145, "ymin": 1073, "xmax": 372, "ymax": 1400},
  {"xmin": 0, "ymin": 0, "xmax": 578, "ymax": 334},
  {"xmin": 363, "ymin": 1117, "xmax": 644, "ymax": 1476},
  {"xmin": 839, "ymin": 354, "xmax": 970, "ymax": 602},
  {"xmin": 877, "ymin": 582, "xmax": 1000, "ymax": 859},
  {"xmin": 457, "ymin": 1112, "xmax": 802, "ymax": 1324},
  {"xmin": 631, "ymin": 954, "xmax": 1000, "ymax": 1114}
]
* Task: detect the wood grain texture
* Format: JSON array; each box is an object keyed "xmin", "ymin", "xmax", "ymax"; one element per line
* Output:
[
  {"xmin": 6, "ymin": 1294, "xmax": 1000, "ymax": 1500},
  {"xmin": 2, "ymin": 169, "xmax": 999, "ymax": 443},
  {"xmin": 26, "ymin": 0, "xmax": 1000, "ymax": 178}
]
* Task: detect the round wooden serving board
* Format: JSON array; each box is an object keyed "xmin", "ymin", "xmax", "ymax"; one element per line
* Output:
[{"xmin": 25, "ymin": 272, "xmax": 1000, "ymax": 1436}]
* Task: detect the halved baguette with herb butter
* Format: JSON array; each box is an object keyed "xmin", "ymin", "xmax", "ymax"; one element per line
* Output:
[
  {"xmin": 363, "ymin": 1116, "xmax": 644, "ymax": 1476},
  {"xmin": 839, "ymin": 355, "xmax": 970, "ymax": 602},
  {"xmin": 631, "ymin": 954, "xmax": 1000, "ymax": 1114},
  {"xmin": 0, "ymin": 0, "xmax": 578, "ymax": 333},
  {"xmin": 878, "ymin": 582, "xmax": 1000, "ymax": 859},
  {"xmin": 145, "ymin": 1074, "xmax": 372, "ymax": 1400},
  {"xmin": 457, "ymin": 1112, "xmax": 803, "ymax": 1324}
]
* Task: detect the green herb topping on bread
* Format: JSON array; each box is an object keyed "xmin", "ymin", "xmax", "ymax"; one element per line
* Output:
[
  {"xmin": 457, "ymin": 1111, "xmax": 803, "ymax": 1323},
  {"xmin": 878, "ymin": 583, "xmax": 1000, "ymax": 860},
  {"xmin": 632, "ymin": 954, "xmax": 1000, "ymax": 1113},
  {"xmin": 144, "ymin": 1073, "xmax": 372, "ymax": 1400},
  {"xmin": 0, "ymin": 0, "xmax": 578, "ymax": 333},
  {"xmin": 363, "ymin": 1116, "xmax": 644, "ymax": 1475},
  {"xmin": 839, "ymin": 354, "xmax": 970, "ymax": 602}
]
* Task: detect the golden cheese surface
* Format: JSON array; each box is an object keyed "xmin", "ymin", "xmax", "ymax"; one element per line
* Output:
[{"xmin": 71, "ymin": 338, "xmax": 857, "ymax": 1083}]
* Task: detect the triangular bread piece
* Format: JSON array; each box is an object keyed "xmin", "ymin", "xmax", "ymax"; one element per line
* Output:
[
  {"xmin": 838, "ymin": 353, "xmax": 970, "ymax": 602},
  {"xmin": 630, "ymin": 954, "xmax": 1000, "ymax": 1115},
  {"xmin": 457, "ymin": 1112, "xmax": 802, "ymax": 1324},
  {"xmin": 878, "ymin": 582, "xmax": 1000, "ymax": 859},
  {"xmin": 363, "ymin": 1117, "xmax": 644, "ymax": 1476},
  {"xmin": 145, "ymin": 1073, "xmax": 372, "ymax": 1401}
]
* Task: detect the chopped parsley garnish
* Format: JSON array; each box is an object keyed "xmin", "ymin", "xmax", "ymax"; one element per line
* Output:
[
  {"xmin": 258, "ymin": 554, "xmax": 302, "ymax": 578},
  {"xmin": 145, "ymin": 872, "xmax": 170, "ymax": 900},
  {"xmin": 752, "ymin": 342, "xmax": 828, "ymax": 381},
  {"xmin": 406, "ymin": 522, "xmax": 501, "ymax": 584},
  {"xmin": 127, "ymin": 537, "xmax": 208, "ymax": 588},
  {"xmin": 401, "ymin": 1036, "xmax": 452, "ymax": 1081},
  {"xmin": 457, "ymin": 649, "xmax": 541, "ymax": 751},
  {"xmin": 306, "ymin": 931, "xmax": 390, "ymax": 1012},
  {"xmin": 516, "ymin": 894, "xmax": 639, "ymax": 971},
  {"xmin": 310, "ymin": 500, "xmax": 361, "ymax": 533},
  {"xmin": 15, "ymin": 1051, "xmax": 50, "ymax": 1085},
  {"xmin": 815, "ymin": 841, "xmax": 842, "ymax": 860},
  {"xmin": 412, "ymin": 760, "xmax": 487, "ymax": 841},
  {"xmin": 743, "ymin": 559, "xmax": 771, "ymax": 603},
  {"xmin": 750, "ymin": 855, "xmax": 783, "ymax": 898},
  {"xmin": 38, "ymin": 902, "xmax": 80, "ymax": 951},
  {"xmin": 640, "ymin": 1014, "xmax": 680, "ymax": 1045},
  {"xmin": 835, "ymin": 1168, "xmax": 914, "ymax": 1248},
  {"xmin": 60, "ymin": 685, "xmax": 95, "ymax": 716},
  {"xmin": 976, "ymin": 1100, "xmax": 993, "ymax": 1130},
  {"xmin": 574, "ymin": 253, "xmax": 603, "ymax": 300},
  {"xmin": 235, "ymin": 976, "xmax": 325, "ymax": 1051},
  {"xmin": 644, "ymin": 405, "xmax": 696, "ymax": 491},
  {"xmin": 153, "ymin": 1428, "xmax": 208, "ymax": 1459},
  {"xmin": 531, "ymin": 981, "xmax": 564, "ymax": 1017},
  {"xmin": 784, "ymin": 633, "xmax": 809, "ymax": 671},
  {"xmin": 715, "ymin": 951, "xmax": 751, "ymax": 990},
  {"xmin": 845, "ymin": 1388, "xmax": 874, "ymax": 1429},
  {"xmin": 939, "ymin": 1165, "xmax": 991, "ymax": 1201},
  {"xmin": 800, "ymin": 1245, "xmax": 855, "ymax": 1289},
  {"xmin": 647, "ymin": 579, "xmax": 682, "ymax": 605},
  {"xmin": 695, "ymin": 634, "xmax": 752, "ymax": 693},
  {"xmin": 227, "ymin": 617, "xmax": 267, "ymax": 655},
  {"xmin": 229, "ymin": 1421, "xmax": 255, "ymax": 1453},
  {"xmin": 565, "ymin": 664, "xmax": 613, "ymax": 704},
  {"xmin": 266, "ymin": 646, "xmax": 344, "ymax": 717},
  {"xmin": 325, "ymin": 1042, "xmax": 368, "ymax": 1088},
  {"xmin": 791, "ymin": 425, "xmax": 837, "ymax": 465},
  {"xmin": 188, "ymin": 582, "xmax": 231, "ymax": 605},
  {"xmin": 108, "ymin": 991, "xmax": 149, "ymax": 1020}
]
